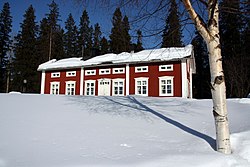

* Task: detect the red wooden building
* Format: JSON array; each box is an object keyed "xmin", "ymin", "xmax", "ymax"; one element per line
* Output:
[{"xmin": 38, "ymin": 45, "xmax": 196, "ymax": 98}]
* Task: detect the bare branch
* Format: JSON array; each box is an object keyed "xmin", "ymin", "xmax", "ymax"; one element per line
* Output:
[
  {"xmin": 198, "ymin": 0, "xmax": 208, "ymax": 7},
  {"xmin": 182, "ymin": 0, "xmax": 211, "ymax": 42}
]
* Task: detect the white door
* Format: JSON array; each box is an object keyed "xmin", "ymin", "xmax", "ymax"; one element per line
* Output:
[{"xmin": 98, "ymin": 79, "xmax": 111, "ymax": 96}]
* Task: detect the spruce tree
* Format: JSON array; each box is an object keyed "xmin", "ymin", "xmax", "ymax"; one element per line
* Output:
[
  {"xmin": 192, "ymin": 32, "xmax": 211, "ymax": 99},
  {"xmin": 0, "ymin": 2, "xmax": 12, "ymax": 92},
  {"xmin": 110, "ymin": 8, "xmax": 132, "ymax": 53},
  {"xmin": 110, "ymin": 8, "xmax": 123, "ymax": 54},
  {"xmin": 37, "ymin": 18, "xmax": 50, "ymax": 63},
  {"xmin": 64, "ymin": 13, "xmax": 78, "ymax": 58},
  {"xmin": 135, "ymin": 30, "xmax": 143, "ymax": 52},
  {"xmin": 78, "ymin": 10, "xmax": 93, "ymax": 60},
  {"xmin": 162, "ymin": 0, "xmax": 182, "ymax": 47},
  {"xmin": 100, "ymin": 37, "xmax": 109, "ymax": 55},
  {"xmin": 13, "ymin": 5, "xmax": 39, "ymax": 93},
  {"xmin": 242, "ymin": 0, "xmax": 250, "ymax": 96},
  {"xmin": 46, "ymin": 0, "xmax": 64, "ymax": 60},
  {"xmin": 122, "ymin": 15, "xmax": 131, "ymax": 52},
  {"xmin": 220, "ymin": 0, "xmax": 247, "ymax": 97},
  {"xmin": 93, "ymin": 23, "xmax": 101, "ymax": 56}
]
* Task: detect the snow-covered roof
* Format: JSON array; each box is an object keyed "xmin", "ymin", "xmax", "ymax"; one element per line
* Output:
[
  {"xmin": 38, "ymin": 57, "xmax": 83, "ymax": 71},
  {"xmin": 38, "ymin": 45, "xmax": 193, "ymax": 71}
]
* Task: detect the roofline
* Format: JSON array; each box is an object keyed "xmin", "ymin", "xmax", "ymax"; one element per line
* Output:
[
  {"xmin": 37, "ymin": 55, "xmax": 191, "ymax": 71},
  {"xmin": 37, "ymin": 65, "xmax": 83, "ymax": 72}
]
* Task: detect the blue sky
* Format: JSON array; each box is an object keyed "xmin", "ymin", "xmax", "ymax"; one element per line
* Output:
[
  {"xmin": 0, "ymin": 0, "xmax": 195, "ymax": 49},
  {"xmin": 0, "ymin": 0, "xmax": 115, "ymax": 43}
]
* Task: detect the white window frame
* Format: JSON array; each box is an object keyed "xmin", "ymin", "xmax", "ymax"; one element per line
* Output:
[
  {"xmin": 135, "ymin": 77, "xmax": 148, "ymax": 96},
  {"xmin": 159, "ymin": 76, "xmax": 174, "ymax": 96},
  {"xmin": 112, "ymin": 79, "xmax": 125, "ymax": 96},
  {"xmin": 50, "ymin": 82, "xmax": 60, "ymax": 95},
  {"xmin": 85, "ymin": 70, "xmax": 96, "ymax": 76},
  {"xmin": 85, "ymin": 80, "xmax": 96, "ymax": 96},
  {"xmin": 159, "ymin": 64, "xmax": 173, "ymax": 71},
  {"xmin": 65, "ymin": 81, "xmax": 76, "ymax": 95},
  {"xmin": 135, "ymin": 66, "xmax": 148, "ymax": 73},
  {"xmin": 66, "ymin": 71, "xmax": 76, "ymax": 77},
  {"xmin": 113, "ymin": 68, "xmax": 125, "ymax": 74},
  {"xmin": 51, "ymin": 72, "xmax": 60, "ymax": 78},
  {"xmin": 99, "ymin": 68, "xmax": 111, "ymax": 75}
]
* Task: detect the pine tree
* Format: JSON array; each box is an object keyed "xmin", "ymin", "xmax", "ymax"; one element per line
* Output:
[
  {"xmin": 13, "ymin": 5, "xmax": 39, "ymax": 93},
  {"xmin": 93, "ymin": 23, "xmax": 102, "ymax": 56},
  {"xmin": 0, "ymin": 2, "xmax": 12, "ymax": 92},
  {"xmin": 100, "ymin": 37, "xmax": 109, "ymax": 55},
  {"xmin": 162, "ymin": 0, "xmax": 182, "ymax": 47},
  {"xmin": 78, "ymin": 10, "xmax": 93, "ymax": 60},
  {"xmin": 64, "ymin": 13, "xmax": 78, "ymax": 58}
]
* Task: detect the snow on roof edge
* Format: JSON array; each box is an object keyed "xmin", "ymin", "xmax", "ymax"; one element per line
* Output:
[{"xmin": 38, "ymin": 45, "xmax": 193, "ymax": 71}]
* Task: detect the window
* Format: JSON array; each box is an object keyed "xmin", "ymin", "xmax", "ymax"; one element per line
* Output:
[
  {"xmin": 135, "ymin": 66, "xmax": 148, "ymax": 73},
  {"xmin": 85, "ymin": 70, "xmax": 96, "ymax": 76},
  {"xmin": 50, "ymin": 82, "xmax": 60, "ymax": 95},
  {"xmin": 159, "ymin": 65, "xmax": 173, "ymax": 71},
  {"xmin": 85, "ymin": 80, "xmax": 95, "ymax": 96},
  {"xmin": 135, "ymin": 78, "xmax": 148, "ymax": 96},
  {"xmin": 112, "ymin": 79, "xmax": 125, "ymax": 96},
  {"xmin": 65, "ymin": 81, "xmax": 76, "ymax": 95},
  {"xmin": 113, "ymin": 68, "xmax": 125, "ymax": 74},
  {"xmin": 99, "ymin": 69, "xmax": 111, "ymax": 75},
  {"xmin": 51, "ymin": 72, "xmax": 60, "ymax": 78},
  {"xmin": 66, "ymin": 71, "xmax": 76, "ymax": 77},
  {"xmin": 159, "ymin": 76, "xmax": 174, "ymax": 96}
]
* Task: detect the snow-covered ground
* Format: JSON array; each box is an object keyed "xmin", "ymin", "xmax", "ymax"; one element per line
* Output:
[{"xmin": 0, "ymin": 94, "xmax": 249, "ymax": 167}]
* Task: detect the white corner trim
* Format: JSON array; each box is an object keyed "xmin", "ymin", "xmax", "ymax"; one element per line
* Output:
[
  {"xmin": 181, "ymin": 59, "xmax": 188, "ymax": 98},
  {"xmin": 126, "ymin": 64, "xmax": 130, "ymax": 96},
  {"xmin": 40, "ymin": 71, "xmax": 45, "ymax": 94},
  {"xmin": 189, "ymin": 67, "xmax": 193, "ymax": 99},
  {"xmin": 80, "ymin": 68, "xmax": 84, "ymax": 95}
]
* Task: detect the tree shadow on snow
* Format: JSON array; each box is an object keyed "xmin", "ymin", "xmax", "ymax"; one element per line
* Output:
[{"xmin": 104, "ymin": 96, "xmax": 216, "ymax": 151}]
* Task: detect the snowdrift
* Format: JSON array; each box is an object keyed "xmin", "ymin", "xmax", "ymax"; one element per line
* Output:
[{"xmin": 0, "ymin": 94, "xmax": 249, "ymax": 167}]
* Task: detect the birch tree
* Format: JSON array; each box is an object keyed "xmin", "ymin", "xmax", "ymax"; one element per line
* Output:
[
  {"xmin": 182, "ymin": 0, "xmax": 231, "ymax": 154},
  {"xmin": 73, "ymin": 0, "xmax": 232, "ymax": 154}
]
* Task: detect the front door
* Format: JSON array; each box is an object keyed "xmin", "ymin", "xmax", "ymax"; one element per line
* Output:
[{"xmin": 98, "ymin": 79, "xmax": 111, "ymax": 96}]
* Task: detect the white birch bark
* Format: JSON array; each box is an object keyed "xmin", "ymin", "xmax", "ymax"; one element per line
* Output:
[{"xmin": 182, "ymin": 0, "xmax": 231, "ymax": 154}]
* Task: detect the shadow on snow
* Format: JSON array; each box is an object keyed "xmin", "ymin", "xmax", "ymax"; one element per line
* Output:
[{"xmin": 104, "ymin": 96, "xmax": 216, "ymax": 151}]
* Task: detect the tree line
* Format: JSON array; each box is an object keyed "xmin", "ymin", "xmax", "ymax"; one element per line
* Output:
[{"xmin": 0, "ymin": 0, "xmax": 249, "ymax": 98}]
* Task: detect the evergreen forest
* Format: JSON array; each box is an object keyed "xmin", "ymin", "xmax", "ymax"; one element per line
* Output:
[{"xmin": 0, "ymin": 0, "xmax": 249, "ymax": 98}]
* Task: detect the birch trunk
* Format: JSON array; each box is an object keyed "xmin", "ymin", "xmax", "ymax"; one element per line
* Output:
[{"xmin": 182, "ymin": 0, "xmax": 231, "ymax": 154}]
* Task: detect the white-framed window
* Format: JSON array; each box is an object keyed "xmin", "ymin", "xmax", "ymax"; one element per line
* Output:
[
  {"xmin": 135, "ymin": 77, "xmax": 148, "ymax": 96},
  {"xmin": 159, "ymin": 64, "xmax": 173, "ymax": 71},
  {"xmin": 112, "ymin": 79, "xmax": 125, "ymax": 96},
  {"xmin": 135, "ymin": 66, "xmax": 148, "ymax": 73},
  {"xmin": 85, "ymin": 70, "xmax": 96, "ymax": 76},
  {"xmin": 51, "ymin": 72, "xmax": 60, "ymax": 78},
  {"xmin": 85, "ymin": 80, "xmax": 95, "ymax": 96},
  {"xmin": 159, "ymin": 76, "xmax": 174, "ymax": 96},
  {"xmin": 99, "ymin": 69, "xmax": 111, "ymax": 75},
  {"xmin": 66, "ymin": 71, "xmax": 76, "ymax": 77},
  {"xmin": 65, "ymin": 81, "xmax": 76, "ymax": 95},
  {"xmin": 50, "ymin": 82, "xmax": 60, "ymax": 95},
  {"xmin": 113, "ymin": 68, "xmax": 125, "ymax": 74}
]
